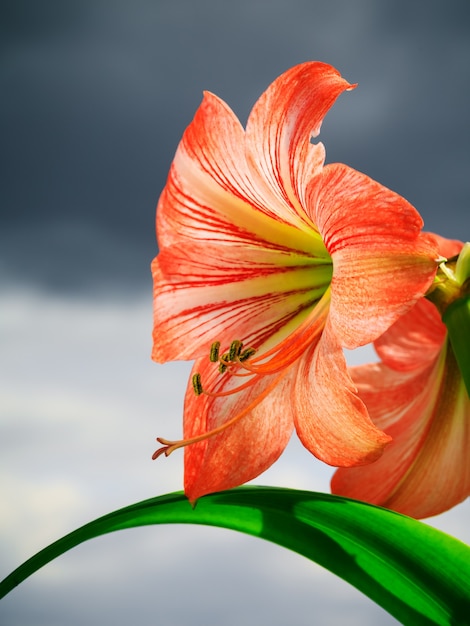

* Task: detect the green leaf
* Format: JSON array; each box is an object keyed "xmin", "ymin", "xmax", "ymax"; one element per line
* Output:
[{"xmin": 1, "ymin": 487, "xmax": 469, "ymax": 625}]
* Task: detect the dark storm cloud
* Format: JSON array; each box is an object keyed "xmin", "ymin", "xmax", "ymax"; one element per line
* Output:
[{"xmin": 1, "ymin": 0, "xmax": 469, "ymax": 293}]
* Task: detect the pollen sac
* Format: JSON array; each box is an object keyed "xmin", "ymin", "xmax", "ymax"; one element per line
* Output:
[
  {"xmin": 228, "ymin": 340, "xmax": 243, "ymax": 361},
  {"xmin": 192, "ymin": 372, "xmax": 203, "ymax": 396},
  {"xmin": 239, "ymin": 347, "xmax": 257, "ymax": 362},
  {"xmin": 209, "ymin": 341, "xmax": 221, "ymax": 362},
  {"xmin": 218, "ymin": 356, "xmax": 229, "ymax": 374}
]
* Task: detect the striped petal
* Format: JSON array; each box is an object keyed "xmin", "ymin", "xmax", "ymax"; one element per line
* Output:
[
  {"xmin": 157, "ymin": 89, "xmax": 329, "ymax": 251},
  {"xmin": 331, "ymin": 342, "xmax": 470, "ymax": 519},
  {"xmin": 183, "ymin": 357, "xmax": 295, "ymax": 502},
  {"xmin": 152, "ymin": 243, "xmax": 332, "ymax": 362},
  {"xmin": 245, "ymin": 61, "xmax": 355, "ymax": 227},
  {"xmin": 312, "ymin": 163, "xmax": 439, "ymax": 348},
  {"xmin": 293, "ymin": 318, "xmax": 391, "ymax": 466},
  {"xmin": 152, "ymin": 75, "xmax": 338, "ymax": 363},
  {"xmin": 374, "ymin": 238, "xmax": 463, "ymax": 371},
  {"xmin": 374, "ymin": 298, "xmax": 446, "ymax": 372}
]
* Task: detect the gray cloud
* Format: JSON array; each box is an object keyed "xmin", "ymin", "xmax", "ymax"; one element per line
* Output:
[{"xmin": 1, "ymin": 0, "xmax": 469, "ymax": 293}]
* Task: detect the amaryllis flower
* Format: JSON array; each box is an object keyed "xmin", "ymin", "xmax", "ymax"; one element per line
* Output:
[
  {"xmin": 332, "ymin": 236, "xmax": 470, "ymax": 519},
  {"xmin": 151, "ymin": 61, "xmax": 438, "ymax": 502}
]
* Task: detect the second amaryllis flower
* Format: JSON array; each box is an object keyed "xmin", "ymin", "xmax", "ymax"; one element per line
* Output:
[
  {"xmin": 151, "ymin": 61, "xmax": 438, "ymax": 501},
  {"xmin": 331, "ymin": 237, "xmax": 470, "ymax": 519}
]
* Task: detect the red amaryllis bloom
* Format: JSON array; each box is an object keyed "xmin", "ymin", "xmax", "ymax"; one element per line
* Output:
[
  {"xmin": 332, "ymin": 237, "xmax": 470, "ymax": 519},
  {"xmin": 151, "ymin": 61, "xmax": 438, "ymax": 502}
]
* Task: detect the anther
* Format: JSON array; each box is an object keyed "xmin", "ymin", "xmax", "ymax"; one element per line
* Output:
[
  {"xmin": 192, "ymin": 372, "xmax": 203, "ymax": 396},
  {"xmin": 209, "ymin": 341, "xmax": 221, "ymax": 362},
  {"xmin": 228, "ymin": 340, "xmax": 243, "ymax": 361},
  {"xmin": 192, "ymin": 339, "xmax": 257, "ymax": 395},
  {"xmin": 239, "ymin": 347, "xmax": 257, "ymax": 362}
]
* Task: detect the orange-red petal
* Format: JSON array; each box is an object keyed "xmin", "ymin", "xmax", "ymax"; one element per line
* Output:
[
  {"xmin": 374, "ymin": 298, "xmax": 446, "ymax": 372},
  {"xmin": 152, "ymin": 243, "xmax": 331, "ymax": 362},
  {"xmin": 156, "ymin": 92, "xmax": 287, "ymax": 247},
  {"xmin": 332, "ymin": 342, "xmax": 470, "ymax": 519},
  {"xmin": 245, "ymin": 61, "xmax": 355, "ymax": 225},
  {"xmin": 293, "ymin": 318, "xmax": 391, "ymax": 466},
  {"xmin": 312, "ymin": 163, "xmax": 439, "ymax": 348},
  {"xmin": 183, "ymin": 357, "xmax": 295, "ymax": 502}
]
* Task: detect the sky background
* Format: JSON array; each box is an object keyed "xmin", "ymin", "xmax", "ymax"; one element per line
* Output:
[{"xmin": 1, "ymin": 1, "xmax": 470, "ymax": 624}]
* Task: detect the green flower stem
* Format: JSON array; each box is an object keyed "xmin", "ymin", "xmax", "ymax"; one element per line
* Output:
[{"xmin": 443, "ymin": 295, "xmax": 470, "ymax": 397}]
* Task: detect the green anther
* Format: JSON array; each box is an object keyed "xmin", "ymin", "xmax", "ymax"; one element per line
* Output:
[
  {"xmin": 209, "ymin": 341, "xmax": 221, "ymax": 362},
  {"xmin": 228, "ymin": 340, "xmax": 243, "ymax": 361},
  {"xmin": 239, "ymin": 347, "xmax": 257, "ymax": 362},
  {"xmin": 191, "ymin": 373, "xmax": 203, "ymax": 396}
]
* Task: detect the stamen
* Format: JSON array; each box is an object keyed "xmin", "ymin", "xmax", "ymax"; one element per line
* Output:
[
  {"xmin": 193, "ymin": 340, "xmax": 258, "ymax": 394},
  {"xmin": 192, "ymin": 373, "xmax": 203, "ymax": 395},
  {"xmin": 239, "ymin": 347, "xmax": 257, "ymax": 362},
  {"xmin": 192, "ymin": 297, "xmax": 328, "ymax": 398},
  {"xmin": 209, "ymin": 341, "xmax": 221, "ymax": 362},
  {"xmin": 152, "ymin": 366, "xmax": 288, "ymax": 461},
  {"xmin": 228, "ymin": 339, "xmax": 243, "ymax": 360},
  {"xmin": 154, "ymin": 291, "xmax": 332, "ymax": 463}
]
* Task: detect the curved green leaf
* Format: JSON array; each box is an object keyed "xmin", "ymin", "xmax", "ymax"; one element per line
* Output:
[{"xmin": 1, "ymin": 487, "xmax": 469, "ymax": 624}]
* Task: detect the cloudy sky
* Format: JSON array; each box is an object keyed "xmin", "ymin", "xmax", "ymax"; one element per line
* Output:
[{"xmin": 1, "ymin": 1, "xmax": 470, "ymax": 624}]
